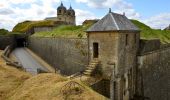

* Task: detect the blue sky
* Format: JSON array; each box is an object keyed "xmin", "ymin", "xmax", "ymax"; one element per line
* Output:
[{"xmin": 0, "ymin": 0, "xmax": 170, "ymax": 31}]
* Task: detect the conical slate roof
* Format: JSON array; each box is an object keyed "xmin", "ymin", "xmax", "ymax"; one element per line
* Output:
[{"xmin": 87, "ymin": 12, "xmax": 139, "ymax": 32}]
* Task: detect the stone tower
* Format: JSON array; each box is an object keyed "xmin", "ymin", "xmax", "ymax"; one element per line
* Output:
[
  {"xmin": 86, "ymin": 10, "xmax": 140, "ymax": 100},
  {"xmin": 57, "ymin": 2, "xmax": 76, "ymax": 25}
]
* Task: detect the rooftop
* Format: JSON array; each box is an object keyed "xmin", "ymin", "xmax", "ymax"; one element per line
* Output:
[{"xmin": 87, "ymin": 11, "xmax": 139, "ymax": 32}]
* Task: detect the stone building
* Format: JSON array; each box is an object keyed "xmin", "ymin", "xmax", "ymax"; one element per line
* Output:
[
  {"xmin": 45, "ymin": 2, "xmax": 76, "ymax": 25},
  {"xmin": 86, "ymin": 10, "xmax": 141, "ymax": 100}
]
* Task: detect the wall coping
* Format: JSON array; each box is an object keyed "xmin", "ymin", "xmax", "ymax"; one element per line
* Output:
[{"xmin": 138, "ymin": 46, "xmax": 170, "ymax": 56}]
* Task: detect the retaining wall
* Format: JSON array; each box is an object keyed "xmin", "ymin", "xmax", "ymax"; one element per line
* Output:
[
  {"xmin": 138, "ymin": 47, "xmax": 170, "ymax": 100},
  {"xmin": 0, "ymin": 35, "xmax": 15, "ymax": 50},
  {"xmin": 28, "ymin": 37, "xmax": 88, "ymax": 75}
]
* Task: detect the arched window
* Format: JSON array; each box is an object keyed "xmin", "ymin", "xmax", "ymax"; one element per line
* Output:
[{"xmin": 59, "ymin": 10, "xmax": 61, "ymax": 13}]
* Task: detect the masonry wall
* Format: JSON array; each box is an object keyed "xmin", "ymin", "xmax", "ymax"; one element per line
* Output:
[
  {"xmin": 138, "ymin": 47, "xmax": 170, "ymax": 100},
  {"xmin": 0, "ymin": 35, "xmax": 15, "ymax": 50},
  {"xmin": 139, "ymin": 39, "xmax": 161, "ymax": 54},
  {"xmin": 28, "ymin": 37, "xmax": 88, "ymax": 75},
  {"xmin": 34, "ymin": 26, "xmax": 54, "ymax": 33}
]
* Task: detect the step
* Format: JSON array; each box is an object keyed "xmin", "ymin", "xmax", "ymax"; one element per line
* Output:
[
  {"xmin": 90, "ymin": 62, "xmax": 98, "ymax": 65},
  {"xmin": 83, "ymin": 72, "xmax": 91, "ymax": 75},
  {"xmin": 91, "ymin": 61, "xmax": 99, "ymax": 63},
  {"xmin": 85, "ymin": 69, "xmax": 93, "ymax": 73},
  {"xmin": 88, "ymin": 65, "xmax": 96, "ymax": 68},
  {"xmin": 86, "ymin": 67, "xmax": 96, "ymax": 70}
]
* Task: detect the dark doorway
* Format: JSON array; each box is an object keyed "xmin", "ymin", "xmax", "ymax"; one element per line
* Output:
[
  {"xmin": 93, "ymin": 42, "xmax": 99, "ymax": 58},
  {"xmin": 16, "ymin": 38, "xmax": 26, "ymax": 47}
]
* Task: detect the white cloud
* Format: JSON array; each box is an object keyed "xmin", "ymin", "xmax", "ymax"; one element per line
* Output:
[
  {"xmin": 0, "ymin": 0, "xmax": 169, "ymax": 31},
  {"xmin": 75, "ymin": 9, "xmax": 97, "ymax": 25},
  {"xmin": 75, "ymin": 0, "xmax": 140, "ymax": 19},
  {"xmin": 0, "ymin": 0, "xmax": 61, "ymax": 31},
  {"xmin": 0, "ymin": 8, "xmax": 14, "ymax": 15},
  {"xmin": 143, "ymin": 13, "xmax": 170, "ymax": 29}
]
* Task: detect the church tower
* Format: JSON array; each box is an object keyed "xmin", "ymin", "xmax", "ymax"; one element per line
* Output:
[
  {"xmin": 56, "ymin": 2, "xmax": 76, "ymax": 25},
  {"xmin": 67, "ymin": 5, "xmax": 76, "ymax": 25},
  {"xmin": 57, "ymin": 2, "xmax": 67, "ymax": 22}
]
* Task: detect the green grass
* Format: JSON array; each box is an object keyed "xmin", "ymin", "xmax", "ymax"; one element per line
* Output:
[
  {"xmin": 0, "ymin": 29, "xmax": 9, "ymax": 35},
  {"xmin": 131, "ymin": 20, "xmax": 170, "ymax": 43},
  {"xmin": 32, "ymin": 25, "xmax": 90, "ymax": 38},
  {"xmin": 12, "ymin": 20, "xmax": 55, "ymax": 33},
  {"xmin": 12, "ymin": 19, "xmax": 170, "ymax": 43},
  {"xmin": 0, "ymin": 29, "xmax": 21, "ymax": 36}
]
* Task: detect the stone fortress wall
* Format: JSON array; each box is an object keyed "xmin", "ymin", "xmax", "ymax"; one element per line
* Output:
[
  {"xmin": 28, "ymin": 37, "xmax": 88, "ymax": 75},
  {"xmin": 28, "ymin": 37, "xmax": 170, "ymax": 100},
  {"xmin": 0, "ymin": 35, "xmax": 15, "ymax": 50},
  {"xmin": 138, "ymin": 40, "xmax": 170, "ymax": 100}
]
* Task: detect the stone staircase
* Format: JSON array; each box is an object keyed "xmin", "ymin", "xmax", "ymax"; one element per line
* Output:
[{"xmin": 83, "ymin": 59, "xmax": 100, "ymax": 76}]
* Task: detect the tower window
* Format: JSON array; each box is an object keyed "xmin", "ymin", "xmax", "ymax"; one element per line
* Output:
[
  {"xmin": 59, "ymin": 10, "xmax": 61, "ymax": 13},
  {"xmin": 125, "ymin": 34, "xmax": 128, "ymax": 46}
]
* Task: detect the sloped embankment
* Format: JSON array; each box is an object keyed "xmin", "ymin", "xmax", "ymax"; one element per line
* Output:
[
  {"xmin": 0, "ymin": 50, "xmax": 108, "ymax": 100},
  {"xmin": 0, "ymin": 50, "xmax": 31, "ymax": 99}
]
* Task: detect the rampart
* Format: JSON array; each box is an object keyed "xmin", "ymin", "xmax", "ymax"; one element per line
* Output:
[
  {"xmin": 138, "ymin": 46, "xmax": 170, "ymax": 100},
  {"xmin": 28, "ymin": 37, "xmax": 88, "ymax": 75},
  {"xmin": 27, "ymin": 37, "xmax": 170, "ymax": 99}
]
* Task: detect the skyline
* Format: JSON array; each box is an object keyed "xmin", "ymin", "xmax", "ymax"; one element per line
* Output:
[{"xmin": 0, "ymin": 0, "xmax": 170, "ymax": 31}]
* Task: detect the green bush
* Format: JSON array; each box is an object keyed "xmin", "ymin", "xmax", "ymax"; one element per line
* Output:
[{"xmin": 0, "ymin": 29, "xmax": 9, "ymax": 35}]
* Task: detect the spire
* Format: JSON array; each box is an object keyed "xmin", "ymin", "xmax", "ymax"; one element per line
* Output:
[
  {"xmin": 69, "ymin": 4, "xmax": 72, "ymax": 10},
  {"xmin": 61, "ymin": 1, "xmax": 63, "ymax": 6},
  {"xmin": 109, "ymin": 8, "xmax": 112, "ymax": 13}
]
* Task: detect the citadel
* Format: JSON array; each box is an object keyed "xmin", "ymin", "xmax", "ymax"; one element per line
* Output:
[{"xmin": 0, "ymin": 2, "xmax": 169, "ymax": 100}]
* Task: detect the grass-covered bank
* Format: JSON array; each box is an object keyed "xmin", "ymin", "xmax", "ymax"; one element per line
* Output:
[
  {"xmin": 32, "ymin": 25, "xmax": 89, "ymax": 38},
  {"xmin": 12, "ymin": 20, "xmax": 55, "ymax": 33},
  {"xmin": 131, "ymin": 20, "xmax": 170, "ymax": 43},
  {"xmin": 12, "ymin": 19, "xmax": 170, "ymax": 43},
  {"xmin": 0, "ymin": 29, "xmax": 21, "ymax": 36}
]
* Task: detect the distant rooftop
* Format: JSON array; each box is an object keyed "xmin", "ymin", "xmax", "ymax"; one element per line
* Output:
[{"xmin": 87, "ymin": 11, "xmax": 139, "ymax": 32}]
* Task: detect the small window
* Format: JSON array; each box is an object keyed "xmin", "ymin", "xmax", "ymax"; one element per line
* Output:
[{"xmin": 125, "ymin": 34, "xmax": 128, "ymax": 46}]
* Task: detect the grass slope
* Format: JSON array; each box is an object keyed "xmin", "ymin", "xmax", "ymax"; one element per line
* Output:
[
  {"xmin": 32, "ymin": 25, "xmax": 89, "ymax": 38},
  {"xmin": 131, "ymin": 20, "xmax": 170, "ymax": 43},
  {"xmin": 33, "ymin": 20, "xmax": 170, "ymax": 43},
  {"xmin": 0, "ymin": 29, "xmax": 21, "ymax": 36},
  {"xmin": 0, "ymin": 50, "xmax": 31, "ymax": 99},
  {"xmin": 0, "ymin": 50, "xmax": 107, "ymax": 100},
  {"xmin": 12, "ymin": 20, "xmax": 55, "ymax": 33},
  {"xmin": 13, "ymin": 19, "xmax": 170, "ymax": 43}
]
